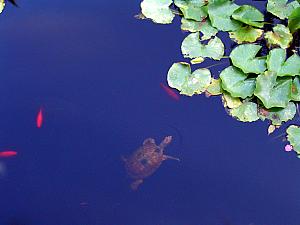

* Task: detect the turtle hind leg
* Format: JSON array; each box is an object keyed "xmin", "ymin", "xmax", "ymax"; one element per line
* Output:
[
  {"xmin": 163, "ymin": 154, "xmax": 180, "ymax": 161},
  {"xmin": 130, "ymin": 179, "xmax": 143, "ymax": 190}
]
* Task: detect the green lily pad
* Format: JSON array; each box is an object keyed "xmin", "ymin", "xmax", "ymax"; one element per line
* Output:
[
  {"xmin": 230, "ymin": 102, "xmax": 259, "ymax": 122},
  {"xmin": 230, "ymin": 44, "xmax": 266, "ymax": 74},
  {"xmin": 181, "ymin": 18, "xmax": 218, "ymax": 40},
  {"xmin": 264, "ymin": 24, "xmax": 293, "ymax": 49},
  {"xmin": 220, "ymin": 66, "xmax": 256, "ymax": 98},
  {"xmin": 206, "ymin": 78, "xmax": 223, "ymax": 96},
  {"xmin": 267, "ymin": 0, "xmax": 300, "ymax": 19},
  {"xmin": 167, "ymin": 62, "xmax": 212, "ymax": 96},
  {"xmin": 278, "ymin": 53, "xmax": 300, "ymax": 77},
  {"xmin": 229, "ymin": 26, "xmax": 263, "ymax": 44},
  {"xmin": 222, "ymin": 92, "xmax": 242, "ymax": 109},
  {"xmin": 266, "ymin": 48, "xmax": 286, "ymax": 73},
  {"xmin": 267, "ymin": 49, "xmax": 300, "ymax": 76},
  {"xmin": 291, "ymin": 76, "xmax": 300, "ymax": 101},
  {"xmin": 254, "ymin": 71, "xmax": 292, "ymax": 109},
  {"xmin": 181, "ymin": 32, "xmax": 224, "ymax": 60},
  {"xmin": 258, "ymin": 102, "xmax": 296, "ymax": 125},
  {"xmin": 207, "ymin": 0, "xmax": 242, "ymax": 31},
  {"xmin": 174, "ymin": 0, "xmax": 208, "ymax": 21},
  {"xmin": 286, "ymin": 125, "xmax": 300, "ymax": 153},
  {"xmin": 288, "ymin": 7, "xmax": 300, "ymax": 33},
  {"xmin": 232, "ymin": 5, "xmax": 264, "ymax": 28},
  {"xmin": 140, "ymin": 0, "xmax": 175, "ymax": 24}
]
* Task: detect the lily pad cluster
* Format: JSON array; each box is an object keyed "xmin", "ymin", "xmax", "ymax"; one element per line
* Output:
[{"xmin": 138, "ymin": 0, "xmax": 300, "ymax": 157}]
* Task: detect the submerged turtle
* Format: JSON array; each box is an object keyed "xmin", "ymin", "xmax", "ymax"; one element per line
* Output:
[{"xmin": 122, "ymin": 136, "xmax": 179, "ymax": 190}]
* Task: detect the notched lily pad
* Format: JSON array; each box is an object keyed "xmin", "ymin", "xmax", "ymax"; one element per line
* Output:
[
  {"xmin": 267, "ymin": 0, "xmax": 300, "ymax": 19},
  {"xmin": 181, "ymin": 18, "xmax": 218, "ymax": 40},
  {"xmin": 258, "ymin": 102, "xmax": 296, "ymax": 125},
  {"xmin": 286, "ymin": 125, "xmax": 300, "ymax": 153},
  {"xmin": 167, "ymin": 62, "xmax": 212, "ymax": 96},
  {"xmin": 220, "ymin": 66, "xmax": 256, "ymax": 98},
  {"xmin": 278, "ymin": 54, "xmax": 300, "ymax": 77},
  {"xmin": 229, "ymin": 26, "xmax": 263, "ymax": 44},
  {"xmin": 264, "ymin": 24, "xmax": 293, "ymax": 49},
  {"xmin": 232, "ymin": 5, "xmax": 264, "ymax": 28},
  {"xmin": 207, "ymin": 0, "xmax": 242, "ymax": 31},
  {"xmin": 174, "ymin": 0, "xmax": 208, "ymax": 21},
  {"xmin": 254, "ymin": 71, "xmax": 292, "ymax": 109},
  {"xmin": 140, "ymin": 0, "xmax": 175, "ymax": 24},
  {"xmin": 230, "ymin": 102, "xmax": 259, "ymax": 122},
  {"xmin": 181, "ymin": 32, "xmax": 224, "ymax": 60},
  {"xmin": 230, "ymin": 44, "xmax": 266, "ymax": 74}
]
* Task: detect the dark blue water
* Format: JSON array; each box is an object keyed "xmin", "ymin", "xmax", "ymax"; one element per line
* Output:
[{"xmin": 0, "ymin": 0, "xmax": 300, "ymax": 225}]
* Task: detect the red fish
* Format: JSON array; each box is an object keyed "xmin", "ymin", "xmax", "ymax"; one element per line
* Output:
[
  {"xmin": 160, "ymin": 83, "xmax": 180, "ymax": 101},
  {"xmin": 36, "ymin": 107, "xmax": 43, "ymax": 128},
  {"xmin": 0, "ymin": 151, "xmax": 17, "ymax": 158}
]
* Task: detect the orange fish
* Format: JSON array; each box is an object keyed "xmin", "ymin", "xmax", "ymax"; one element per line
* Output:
[
  {"xmin": 0, "ymin": 151, "xmax": 17, "ymax": 158},
  {"xmin": 36, "ymin": 107, "xmax": 43, "ymax": 128},
  {"xmin": 160, "ymin": 83, "xmax": 180, "ymax": 101}
]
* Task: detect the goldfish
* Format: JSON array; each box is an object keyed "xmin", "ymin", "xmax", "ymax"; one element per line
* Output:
[
  {"xmin": 160, "ymin": 83, "xmax": 180, "ymax": 101},
  {"xmin": 0, "ymin": 151, "xmax": 17, "ymax": 158},
  {"xmin": 36, "ymin": 107, "xmax": 43, "ymax": 128}
]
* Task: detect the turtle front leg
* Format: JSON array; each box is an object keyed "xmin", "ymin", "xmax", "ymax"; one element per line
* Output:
[
  {"xmin": 159, "ymin": 136, "xmax": 172, "ymax": 149},
  {"xmin": 130, "ymin": 179, "xmax": 143, "ymax": 190},
  {"xmin": 163, "ymin": 154, "xmax": 180, "ymax": 161}
]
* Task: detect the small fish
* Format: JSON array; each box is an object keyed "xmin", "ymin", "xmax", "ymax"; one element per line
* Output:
[
  {"xmin": 36, "ymin": 107, "xmax": 43, "ymax": 128},
  {"xmin": 0, "ymin": 151, "xmax": 17, "ymax": 158},
  {"xmin": 160, "ymin": 83, "xmax": 180, "ymax": 101}
]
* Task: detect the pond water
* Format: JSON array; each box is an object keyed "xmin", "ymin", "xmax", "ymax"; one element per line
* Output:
[{"xmin": 0, "ymin": 0, "xmax": 299, "ymax": 225}]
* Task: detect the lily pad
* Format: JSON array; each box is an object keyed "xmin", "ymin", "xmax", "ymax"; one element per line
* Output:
[
  {"xmin": 266, "ymin": 48, "xmax": 286, "ymax": 73},
  {"xmin": 286, "ymin": 125, "xmax": 300, "ymax": 153},
  {"xmin": 222, "ymin": 92, "xmax": 242, "ymax": 109},
  {"xmin": 220, "ymin": 66, "xmax": 256, "ymax": 98},
  {"xmin": 174, "ymin": 0, "xmax": 208, "ymax": 21},
  {"xmin": 206, "ymin": 78, "xmax": 223, "ymax": 96},
  {"xmin": 0, "ymin": 0, "xmax": 4, "ymax": 13},
  {"xmin": 230, "ymin": 44, "xmax": 266, "ymax": 74},
  {"xmin": 181, "ymin": 18, "xmax": 218, "ymax": 40},
  {"xmin": 230, "ymin": 102, "xmax": 259, "ymax": 122},
  {"xmin": 291, "ymin": 76, "xmax": 300, "ymax": 101},
  {"xmin": 258, "ymin": 102, "xmax": 296, "ymax": 125},
  {"xmin": 288, "ymin": 7, "xmax": 300, "ymax": 33},
  {"xmin": 207, "ymin": 0, "xmax": 242, "ymax": 31},
  {"xmin": 267, "ymin": 0, "xmax": 300, "ymax": 19},
  {"xmin": 254, "ymin": 71, "xmax": 292, "ymax": 109},
  {"xmin": 229, "ymin": 26, "xmax": 263, "ymax": 44},
  {"xmin": 232, "ymin": 5, "xmax": 264, "ymax": 28},
  {"xmin": 140, "ymin": 0, "xmax": 175, "ymax": 24},
  {"xmin": 264, "ymin": 24, "xmax": 293, "ymax": 49},
  {"xmin": 278, "ymin": 53, "xmax": 300, "ymax": 77},
  {"xmin": 181, "ymin": 32, "xmax": 224, "ymax": 60},
  {"xmin": 167, "ymin": 62, "xmax": 212, "ymax": 96}
]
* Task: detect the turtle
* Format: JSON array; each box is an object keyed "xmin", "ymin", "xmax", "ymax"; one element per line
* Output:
[{"xmin": 122, "ymin": 136, "xmax": 179, "ymax": 190}]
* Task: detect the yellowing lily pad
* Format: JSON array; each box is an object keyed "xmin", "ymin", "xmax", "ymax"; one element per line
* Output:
[
  {"xmin": 229, "ymin": 26, "xmax": 263, "ymax": 44},
  {"xmin": 264, "ymin": 24, "xmax": 293, "ymax": 49},
  {"xmin": 141, "ymin": 0, "xmax": 175, "ymax": 24},
  {"xmin": 206, "ymin": 78, "xmax": 223, "ymax": 96},
  {"xmin": 254, "ymin": 71, "xmax": 292, "ymax": 109},
  {"xmin": 220, "ymin": 66, "xmax": 256, "ymax": 98},
  {"xmin": 232, "ymin": 5, "xmax": 264, "ymax": 28},
  {"xmin": 181, "ymin": 32, "xmax": 224, "ymax": 60},
  {"xmin": 291, "ymin": 76, "xmax": 300, "ymax": 101},
  {"xmin": 229, "ymin": 44, "xmax": 266, "ymax": 74},
  {"xmin": 230, "ymin": 102, "xmax": 259, "ymax": 122},
  {"xmin": 222, "ymin": 92, "xmax": 242, "ymax": 109},
  {"xmin": 167, "ymin": 62, "xmax": 212, "ymax": 96}
]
